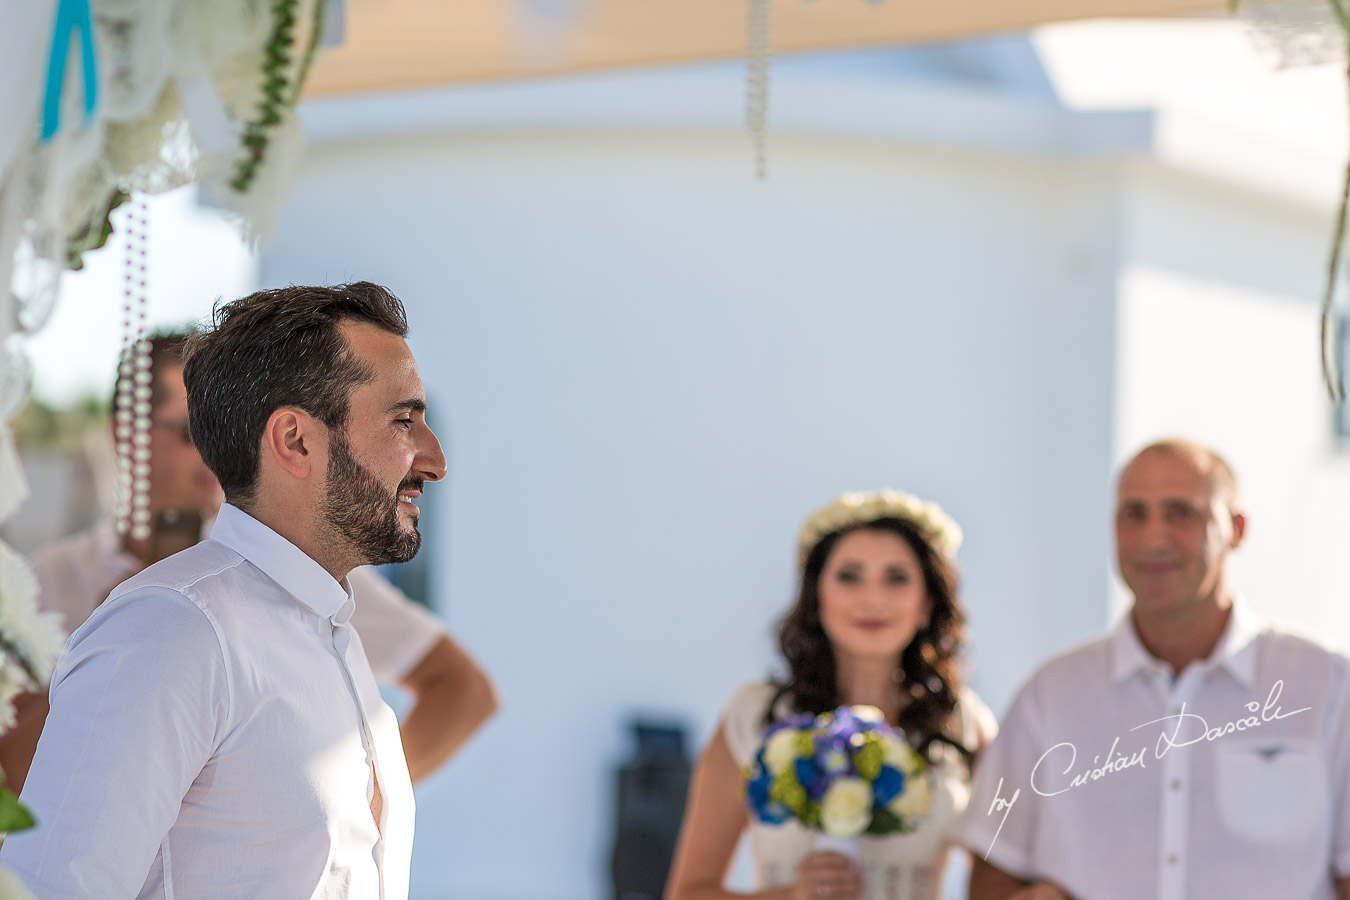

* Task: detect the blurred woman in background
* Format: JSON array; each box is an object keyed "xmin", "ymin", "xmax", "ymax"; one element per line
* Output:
[{"xmin": 666, "ymin": 490, "xmax": 995, "ymax": 900}]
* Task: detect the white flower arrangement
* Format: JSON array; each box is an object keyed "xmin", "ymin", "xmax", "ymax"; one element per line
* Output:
[
  {"xmin": 0, "ymin": 539, "xmax": 66, "ymax": 835},
  {"xmin": 796, "ymin": 489, "xmax": 963, "ymax": 570},
  {"xmin": 744, "ymin": 705, "xmax": 932, "ymax": 839}
]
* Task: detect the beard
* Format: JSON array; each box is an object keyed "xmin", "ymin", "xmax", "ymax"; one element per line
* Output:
[{"xmin": 322, "ymin": 428, "xmax": 423, "ymax": 566}]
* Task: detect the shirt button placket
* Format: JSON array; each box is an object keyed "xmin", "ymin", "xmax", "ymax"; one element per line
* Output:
[
  {"xmin": 1158, "ymin": 675, "xmax": 1195, "ymax": 900},
  {"xmin": 331, "ymin": 619, "xmax": 388, "ymax": 898}
]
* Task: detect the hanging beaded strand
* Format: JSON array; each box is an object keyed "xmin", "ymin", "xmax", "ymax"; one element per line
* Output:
[
  {"xmin": 113, "ymin": 202, "xmax": 136, "ymax": 536},
  {"xmin": 130, "ymin": 199, "xmax": 153, "ymax": 541},
  {"xmin": 747, "ymin": 0, "xmax": 773, "ymax": 180},
  {"xmin": 1234, "ymin": 0, "xmax": 1350, "ymax": 399},
  {"xmin": 114, "ymin": 198, "xmax": 154, "ymax": 541}
]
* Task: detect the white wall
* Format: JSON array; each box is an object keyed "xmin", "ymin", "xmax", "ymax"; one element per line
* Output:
[
  {"xmin": 1115, "ymin": 164, "xmax": 1350, "ymax": 649},
  {"xmin": 262, "ymin": 69, "xmax": 1123, "ymax": 899}
]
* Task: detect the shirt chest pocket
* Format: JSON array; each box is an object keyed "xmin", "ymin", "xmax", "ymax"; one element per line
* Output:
[{"xmin": 1215, "ymin": 737, "xmax": 1328, "ymax": 844}]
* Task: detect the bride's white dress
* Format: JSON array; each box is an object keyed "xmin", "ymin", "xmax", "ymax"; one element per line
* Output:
[{"xmin": 721, "ymin": 683, "xmax": 993, "ymax": 900}]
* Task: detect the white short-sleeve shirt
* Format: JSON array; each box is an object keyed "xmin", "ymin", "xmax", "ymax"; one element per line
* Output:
[
  {"xmin": 26, "ymin": 518, "xmax": 445, "ymax": 684},
  {"xmin": 953, "ymin": 599, "xmax": 1350, "ymax": 900}
]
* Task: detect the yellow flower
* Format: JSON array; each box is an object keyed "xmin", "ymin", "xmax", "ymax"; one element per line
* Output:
[{"xmin": 764, "ymin": 728, "xmax": 800, "ymax": 775}]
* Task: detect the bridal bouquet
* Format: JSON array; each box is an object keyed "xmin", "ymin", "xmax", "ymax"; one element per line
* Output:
[{"xmin": 744, "ymin": 705, "xmax": 931, "ymax": 839}]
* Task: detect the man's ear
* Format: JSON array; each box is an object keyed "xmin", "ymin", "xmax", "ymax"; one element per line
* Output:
[
  {"xmin": 1229, "ymin": 511, "xmax": 1247, "ymax": 550},
  {"xmin": 261, "ymin": 408, "xmax": 321, "ymax": 480}
]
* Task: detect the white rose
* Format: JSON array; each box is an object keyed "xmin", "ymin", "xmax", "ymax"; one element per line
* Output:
[
  {"xmin": 0, "ymin": 542, "xmax": 64, "ymax": 685},
  {"xmin": 0, "ymin": 866, "xmax": 37, "ymax": 900},
  {"xmin": 763, "ymin": 728, "xmax": 799, "ymax": 774},
  {"xmin": 820, "ymin": 777, "xmax": 872, "ymax": 838},
  {"xmin": 851, "ymin": 705, "xmax": 885, "ymax": 724},
  {"xmin": 888, "ymin": 771, "xmax": 932, "ymax": 820},
  {"xmin": 881, "ymin": 735, "xmax": 920, "ymax": 775},
  {"xmin": 0, "ymin": 661, "xmax": 24, "ymax": 732}
]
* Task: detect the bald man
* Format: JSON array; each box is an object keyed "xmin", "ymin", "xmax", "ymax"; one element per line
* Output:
[{"xmin": 956, "ymin": 440, "xmax": 1350, "ymax": 900}]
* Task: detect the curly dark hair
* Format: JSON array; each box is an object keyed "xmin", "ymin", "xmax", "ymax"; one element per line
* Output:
[{"xmin": 770, "ymin": 516, "xmax": 973, "ymax": 767}]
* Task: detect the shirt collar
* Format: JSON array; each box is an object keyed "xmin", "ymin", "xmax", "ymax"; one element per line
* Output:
[
  {"xmin": 208, "ymin": 503, "xmax": 352, "ymax": 620},
  {"xmin": 1109, "ymin": 596, "xmax": 1266, "ymax": 687}
]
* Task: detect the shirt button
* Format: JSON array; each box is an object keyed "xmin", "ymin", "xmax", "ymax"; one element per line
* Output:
[
  {"xmin": 1167, "ymin": 854, "xmax": 1179, "ymax": 865},
  {"xmin": 1171, "ymin": 779, "xmax": 1182, "ymax": 791}
]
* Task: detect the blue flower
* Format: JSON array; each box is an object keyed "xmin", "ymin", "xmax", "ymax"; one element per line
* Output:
[
  {"xmin": 795, "ymin": 757, "xmax": 828, "ymax": 802},
  {"xmin": 872, "ymin": 765, "xmax": 906, "ymax": 808},
  {"xmin": 818, "ymin": 742, "xmax": 852, "ymax": 777},
  {"xmin": 824, "ymin": 712, "xmax": 857, "ymax": 743},
  {"xmin": 747, "ymin": 771, "xmax": 775, "ymax": 818}
]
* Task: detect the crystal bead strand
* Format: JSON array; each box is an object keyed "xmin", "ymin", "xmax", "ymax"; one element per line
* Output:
[
  {"xmin": 1233, "ymin": 0, "xmax": 1350, "ymax": 399},
  {"xmin": 113, "ymin": 202, "xmax": 137, "ymax": 536},
  {"xmin": 115, "ymin": 198, "xmax": 154, "ymax": 540},
  {"xmin": 131, "ymin": 200, "xmax": 153, "ymax": 540},
  {"xmin": 747, "ymin": 0, "xmax": 773, "ymax": 180}
]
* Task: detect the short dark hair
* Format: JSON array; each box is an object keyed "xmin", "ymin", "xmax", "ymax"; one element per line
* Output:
[
  {"xmin": 182, "ymin": 282, "xmax": 409, "ymax": 506},
  {"xmin": 112, "ymin": 330, "xmax": 192, "ymax": 413}
]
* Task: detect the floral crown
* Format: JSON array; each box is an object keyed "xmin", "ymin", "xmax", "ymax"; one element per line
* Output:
[{"xmin": 797, "ymin": 489, "xmax": 963, "ymax": 570}]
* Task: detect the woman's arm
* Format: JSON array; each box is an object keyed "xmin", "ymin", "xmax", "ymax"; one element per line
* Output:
[
  {"xmin": 665, "ymin": 725, "xmax": 859, "ymax": 900},
  {"xmin": 666, "ymin": 724, "xmax": 772, "ymax": 900}
]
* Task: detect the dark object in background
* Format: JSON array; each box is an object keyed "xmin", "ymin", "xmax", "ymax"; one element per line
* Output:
[
  {"xmin": 149, "ymin": 508, "xmax": 203, "ymax": 563},
  {"xmin": 610, "ymin": 719, "xmax": 691, "ymax": 900}
]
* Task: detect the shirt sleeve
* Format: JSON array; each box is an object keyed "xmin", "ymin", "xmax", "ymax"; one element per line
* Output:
[
  {"xmin": 719, "ymin": 683, "xmax": 777, "ymax": 769},
  {"xmin": 957, "ymin": 686, "xmax": 999, "ymax": 750},
  {"xmin": 347, "ymin": 566, "xmax": 447, "ymax": 685},
  {"xmin": 952, "ymin": 681, "xmax": 1045, "ymax": 880},
  {"xmin": 1, "ymin": 589, "xmax": 231, "ymax": 899}
]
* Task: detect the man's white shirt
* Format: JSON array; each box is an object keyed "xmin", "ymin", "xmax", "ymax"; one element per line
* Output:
[
  {"xmin": 954, "ymin": 598, "xmax": 1350, "ymax": 900},
  {"xmin": 2, "ymin": 503, "xmax": 415, "ymax": 899}
]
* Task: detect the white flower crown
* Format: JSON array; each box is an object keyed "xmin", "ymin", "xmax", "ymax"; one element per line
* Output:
[{"xmin": 796, "ymin": 489, "xmax": 963, "ymax": 570}]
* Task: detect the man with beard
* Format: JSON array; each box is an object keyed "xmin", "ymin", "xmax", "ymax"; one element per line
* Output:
[
  {"xmin": 4, "ymin": 283, "xmax": 448, "ymax": 900},
  {"xmin": 0, "ymin": 331, "xmax": 495, "ymax": 795}
]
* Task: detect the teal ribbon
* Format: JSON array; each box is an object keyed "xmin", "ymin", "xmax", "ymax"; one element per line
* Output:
[{"xmin": 40, "ymin": 0, "xmax": 99, "ymax": 142}]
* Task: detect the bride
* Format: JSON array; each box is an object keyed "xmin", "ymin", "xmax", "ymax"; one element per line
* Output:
[{"xmin": 665, "ymin": 490, "xmax": 996, "ymax": 900}]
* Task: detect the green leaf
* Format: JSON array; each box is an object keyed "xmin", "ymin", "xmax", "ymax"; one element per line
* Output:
[
  {"xmin": 853, "ymin": 737, "xmax": 883, "ymax": 781},
  {"xmin": 866, "ymin": 807, "xmax": 901, "ymax": 836},
  {"xmin": 0, "ymin": 788, "xmax": 36, "ymax": 833},
  {"xmin": 770, "ymin": 769, "xmax": 807, "ymax": 815}
]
